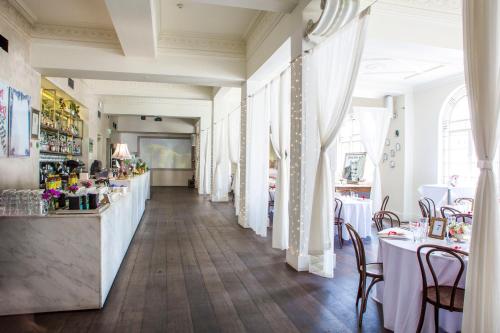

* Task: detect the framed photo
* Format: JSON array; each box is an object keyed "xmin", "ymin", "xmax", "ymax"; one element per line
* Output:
[
  {"xmin": 0, "ymin": 82, "xmax": 9, "ymax": 158},
  {"xmin": 31, "ymin": 108, "xmax": 40, "ymax": 139},
  {"xmin": 8, "ymin": 87, "xmax": 31, "ymax": 157},
  {"xmin": 429, "ymin": 217, "xmax": 447, "ymax": 239}
]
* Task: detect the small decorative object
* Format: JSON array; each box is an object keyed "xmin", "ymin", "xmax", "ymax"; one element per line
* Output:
[
  {"xmin": 385, "ymin": 138, "xmax": 390, "ymax": 146},
  {"xmin": 112, "ymin": 143, "xmax": 132, "ymax": 179},
  {"xmin": 42, "ymin": 189, "xmax": 61, "ymax": 212},
  {"xmin": 81, "ymin": 194, "xmax": 88, "ymax": 210},
  {"xmin": 390, "ymin": 149, "xmax": 395, "ymax": 157},
  {"xmin": 395, "ymin": 130, "xmax": 400, "ymax": 137},
  {"xmin": 447, "ymin": 221, "xmax": 470, "ymax": 242},
  {"xmin": 342, "ymin": 152, "xmax": 367, "ymax": 184},
  {"xmin": 68, "ymin": 184, "xmax": 79, "ymax": 194},
  {"xmin": 448, "ymin": 175, "xmax": 459, "ymax": 187},
  {"xmin": 395, "ymin": 143, "xmax": 401, "ymax": 151},
  {"xmin": 58, "ymin": 192, "xmax": 66, "ymax": 208},
  {"xmin": 31, "ymin": 108, "xmax": 40, "ymax": 139},
  {"xmin": 428, "ymin": 217, "xmax": 447, "ymax": 240},
  {"xmin": 88, "ymin": 192, "xmax": 99, "ymax": 209},
  {"xmin": 68, "ymin": 195, "xmax": 81, "ymax": 210},
  {"xmin": 81, "ymin": 180, "xmax": 92, "ymax": 188},
  {"xmin": 390, "ymin": 160, "xmax": 396, "ymax": 168},
  {"xmin": 383, "ymin": 153, "xmax": 388, "ymax": 162}
]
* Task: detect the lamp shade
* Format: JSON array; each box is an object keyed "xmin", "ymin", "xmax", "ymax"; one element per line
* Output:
[{"xmin": 112, "ymin": 143, "xmax": 131, "ymax": 160}]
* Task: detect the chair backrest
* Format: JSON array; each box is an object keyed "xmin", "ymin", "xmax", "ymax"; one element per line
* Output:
[
  {"xmin": 416, "ymin": 245, "xmax": 468, "ymax": 311},
  {"xmin": 454, "ymin": 197, "xmax": 474, "ymax": 212},
  {"xmin": 419, "ymin": 197, "xmax": 436, "ymax": 218},
  {"xmin": 452, "ymin": 213, "xmax": 473, "ymax": 224},
  {"xmin": 440, "ymin": 206, "xmax": 462, "ymax": 219},
  {"xmin": 346, "ymin": 223, "xmax": 366, "ymax": 274},
  {"xmin": 372, "ymin": 210, "xmax": 401, "ymax": 231},
  {"xmin": 381, "ymin": 195, "xmax": 389, "ymax": 211},
  {"xmin": 334, "ymin": 198, "xmax": 343, "ymax": 220}
]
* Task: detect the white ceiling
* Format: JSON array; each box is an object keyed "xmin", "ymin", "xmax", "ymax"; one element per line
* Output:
[
  {"xmin": 160, "ymin": 0, "xmax": 259, "ymax": 39},
  {"xmin": 22, "ymin": 0, "xmax": 114, "ymax": 29}
]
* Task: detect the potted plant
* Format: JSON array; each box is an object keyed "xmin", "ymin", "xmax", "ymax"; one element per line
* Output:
[
  {"xmin": 67, "ymin": 185, "xmax": 81, "ymax": 210},
  {"xmin": 42, "ymin": 189, "xmax": 62, "ymax": 212}
]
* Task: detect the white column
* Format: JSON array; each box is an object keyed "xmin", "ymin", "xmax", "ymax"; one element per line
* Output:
[{"xmin": 238, "ymin": 82, "xmax": 249, "ymax": 227}]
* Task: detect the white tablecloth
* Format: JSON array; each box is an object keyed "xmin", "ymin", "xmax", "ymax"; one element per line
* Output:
[
  {"xmin": 336, "ymin": 196, "xmax": 373, "ymax": 240},
  {"xmin": 375, "ymin": 230, "xmax": 467, "ymax": 333},
  {"xmin": 418, "ymin": 184, "xmax": 475, "ymax": 207}
]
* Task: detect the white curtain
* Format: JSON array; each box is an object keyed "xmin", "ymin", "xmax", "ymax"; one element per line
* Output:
[
  {"xmin": 228, "ymin": 108, "xmax": 241, "ymax": 215},
  {"xmin": 354, "ymin": 96, "xmax": 392, "ymax": 213},
  {"xmin": 213, "ymin": 119, "xmax": 230, "ymax": 201},
  {"xmin": 246, "ymin": 87, "xmax": 270, "ymax": 237},
  {"xmin": 306, "ymin": 9, "xmax": 370, "ymax": 278},
  {"xmin": 462, "ymin": 1, "xmax": 500, "ymax": 332},
  {"xmin": 199, "ymin": 129, "xmax": 211, "ymax": 195},
  {"xmin": 270, "ymin": 68, "xmax": 291, "ymax": 250}
]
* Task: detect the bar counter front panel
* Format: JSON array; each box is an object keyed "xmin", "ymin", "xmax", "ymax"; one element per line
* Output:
[{"xmin": 0, "ymin": 172, "xmax": 150, "ymax": 316}]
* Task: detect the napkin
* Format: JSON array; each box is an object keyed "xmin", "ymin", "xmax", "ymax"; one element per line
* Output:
[{"xmin": 378, "ymin": 228, "xmax": 410, "ymax": 239}]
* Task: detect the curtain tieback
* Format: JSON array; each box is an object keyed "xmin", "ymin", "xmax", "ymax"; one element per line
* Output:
[{"xmin": 477, "ymin": 160, "xmax": 493, "ymax": 170}]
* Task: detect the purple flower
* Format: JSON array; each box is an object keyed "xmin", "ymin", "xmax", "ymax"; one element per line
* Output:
[
  {"xmin": 68, "ymin": 185, "xmax": 79, "ymax": 193},
  {"xmin": 42, "ymin": 192, "xmax": 52, "ymax": 201}
]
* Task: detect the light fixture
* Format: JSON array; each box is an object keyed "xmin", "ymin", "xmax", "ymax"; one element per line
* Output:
[
  {"xmin": 112, "ymin": 143, "xmax": 132, "ymax": 179},
  {"xmin": 140, "ymin": 116, "xmax": 146, "ymax": 120},
  {"xmin": 154, "ymin": 117, "xmax": 162, "ymax": 122},
  {"xmin": 177, "ymin": 3, "xmax": 183, "ymax": 9}
]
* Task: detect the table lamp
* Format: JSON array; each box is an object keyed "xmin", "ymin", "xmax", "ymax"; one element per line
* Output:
[{"xmin": 112, "ymin": 143, "xmax": 131, "ymax": 179}]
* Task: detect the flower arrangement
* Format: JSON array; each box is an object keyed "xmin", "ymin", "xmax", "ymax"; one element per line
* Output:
[
  {"xmin": 42, "ymin": 189, "xmax": 61, "ymax": 201},
  {"xmin": 68, "ymin": 185, "xmax": 79, "ymax": 194},
  {"xmin": 448, "ymin": 221, "xmax": 470, "ymax": 241},
  {"xmin": 81, "ymin": 180, "xmax": 92, "ymax": 188}
]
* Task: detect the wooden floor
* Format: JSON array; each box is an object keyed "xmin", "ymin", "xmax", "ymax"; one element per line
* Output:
[{"xmin": 0, "ymin": 187, "xmax": 385, "ymax": 333}]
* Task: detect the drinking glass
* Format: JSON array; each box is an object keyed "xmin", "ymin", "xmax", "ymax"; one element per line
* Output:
[{"xmin": 419, "ymin": 217, "xmax": 428, "ymax": 242}]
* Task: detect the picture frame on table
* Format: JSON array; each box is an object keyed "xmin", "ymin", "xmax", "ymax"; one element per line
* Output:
[
  {"xmin": 31, "ymin": 108, "xmax": 40, "ymax": 139},
  {"xmin": 428, "ymin": 217, "xmax": 447, "ymax": 239}
]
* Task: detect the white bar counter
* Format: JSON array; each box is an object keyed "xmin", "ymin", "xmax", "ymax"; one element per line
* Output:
[{"xmin": 0, "ymin": 172, "xmax": 150, "ymax": 315}]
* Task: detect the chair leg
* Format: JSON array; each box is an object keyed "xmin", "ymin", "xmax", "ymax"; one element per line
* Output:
[
  {"xmin": 358, "ymin": 277, "xmax": 367, "ymax": 327},
  {"xmin": 416, "ymin": 297, "xmax": 427, "ymax": 333},
  {"xmin": 355, "ymin": 276, "xmax": 363, "ymax": 307},
  {"xmin": 362, "ymin": 278, "xmax": 381, "ymax": 313},
  {"xmin": 433, "ymin": 304, "xmax": 439, "ymax": 333},
  {"xmin": 338, "ymin": 223, "xmax": 343, "ymax": 248}
]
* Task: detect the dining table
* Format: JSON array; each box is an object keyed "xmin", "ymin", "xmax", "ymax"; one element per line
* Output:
[
  {"xmin": 336, "ymin": 195, "xmax": 373, "ymax": 240},
  {"xmin": 375, "ymin": 228, "xmax": 467, "ymax": 333}
]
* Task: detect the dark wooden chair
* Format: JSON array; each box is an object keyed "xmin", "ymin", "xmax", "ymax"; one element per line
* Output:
[
  {"xmin": 346, "ymin": 223, "xmax": 383, "ymax": 327},
  {"xmin": 416, "ymin": 244, "xmax": 468, "ymax": 333},
  {"xmin": 454, "ymin": 197, "xmax": 474, "ymax": 212},
  {"xmin": 334, "ymin": 198, "xmax": 345, "ymax": 248},
  {"xmin": 372, "ymin": 210, "xmax": 401, "ymax": 232},
  {"xmin": 440, "ymin": 206, "xmax": 462, "ymax": 219},
  {"xmin": 268, "ymin": 192, "xmax": 274, "ymax": 224},
  {"xmin": 381, "ymin": 195, "xmax": 389, "ymax": 211},
  {"xmin": 419, "ymin": 197, "xmax": 436, "ymax": 219}
]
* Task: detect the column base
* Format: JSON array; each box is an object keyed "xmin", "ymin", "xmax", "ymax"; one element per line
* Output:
[{"xmin": 286, "ymin": 251, "xmax": 310, "ymax": 272}]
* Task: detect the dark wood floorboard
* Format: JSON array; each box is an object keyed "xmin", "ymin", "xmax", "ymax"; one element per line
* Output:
[{"xmin": 0, "ymin": 187, "xmax": 385, "ymax": 333}]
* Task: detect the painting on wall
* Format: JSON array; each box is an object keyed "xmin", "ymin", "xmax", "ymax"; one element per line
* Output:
[
  {"xmin": 0, "ymin": 82, "xmax": 9, "ymax": 158},
  {"xmin": 8, "ymin": 88, "xmax": 31, "ymax": 157}
]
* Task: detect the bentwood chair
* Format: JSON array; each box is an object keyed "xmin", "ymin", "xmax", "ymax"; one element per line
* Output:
[
  {"xmin": 372, "ymin": 210, "xmax": 401, "ymax": 232},
  {"xmin": 419, "ymin": 197, "xmax": 437, "ymax": 219},
  {"xmin": 346, "ymin": 223, "xmax": 384, "ymax": 327},
  {"xmin": 454, "ymin": 197, "xmax": 474, "ymax": 212},
  {"xmin": 381, "ymin": 195, "xmax": 390, "ymax": 211},
  {"xmin": 440, "ymin": 206, "xmax": 462, "ymax": 219},
  {"xmin": 416, "ymin": 245, "xmax": 468, "ymax": 333},
  {"xmin": 334, "ymin": 198, "xmax": 345, "ymax": 248}
]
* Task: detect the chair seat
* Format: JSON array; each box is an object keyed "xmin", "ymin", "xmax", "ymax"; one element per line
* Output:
[
  {"xmin": 426, "ymin": 286, "xmax": 464, "ymax": 311},
  {"xmin": 362, "ymin": 263, "xmax": 383, "ymax": 278}
]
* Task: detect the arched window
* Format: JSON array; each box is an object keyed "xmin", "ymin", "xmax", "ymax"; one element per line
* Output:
[{"xmin": 440, "ymin": 86, "xmax": 478, "ymax": 186}]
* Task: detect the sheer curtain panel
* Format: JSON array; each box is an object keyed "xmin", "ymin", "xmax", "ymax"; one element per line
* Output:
[
  {"xmin": 200, "ymin": 129, "xmax": 211, "ymax": 195},
  {"xmin": 462, "ymin": 1, "xmax": 500, "ymax": 332},
  {"xmin": 306, "ymin": 8, "xmax": 370, "ymax": 277},
  {"xmin": 354, "ymin": 96, "xmax": 392, "ymax": 212},
  {"xmin": 228, "ymin": 108, "xmax": 241, "ymax": 214},
  {"xmin": 213, "ymin": 119, "xmax": 230, "ymax": 201},
  {"xmin": 246, "ymin": 88, "xmax": 270, "ymax": 237},
  {"xmin": 270, "ymin": 68, "xmax": 292, "ymax": 250}
]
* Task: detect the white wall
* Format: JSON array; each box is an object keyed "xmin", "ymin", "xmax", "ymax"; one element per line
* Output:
[
  {"xmin": 0, "ymin": 3, "xmax": 41, "ymax": 189},
  {"xmin": 114, "ymin": 115, "xmax": 195, "ymax": 135}
]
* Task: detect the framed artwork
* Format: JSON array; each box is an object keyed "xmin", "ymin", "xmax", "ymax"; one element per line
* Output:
[
  {"xmin": 8, "ymin": 88, "xmax": 31, "ymax": 157},
  {"xmin": 31, "ymin": 108, "xmax": 40, "ymax": 139},
  {"xmin": 428, "ymin": 217, "xmax": 447, "ymax": 240},
  {"xmin": 342, "ymin": 152, "xmax": 367, "ymax": 183},
  {"xmin": 0, "ymin": 81, "xmax": 9, "ymax": 158}
]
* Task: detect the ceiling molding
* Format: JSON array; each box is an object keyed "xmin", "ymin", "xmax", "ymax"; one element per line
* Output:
[
  {"xmin": 0, "ymin": 0, "xmax": 32, "ymax": 37},
  {"xmin": 7, "ymin": 0, "xmax": 36, "ymax": 24},
  {"xmin": 158, "ymin": 32, "xmax": 245, "ymax": 58},
  {"xmin": 31, "ymin": 24, "xmax": 120, "ymax": 45},
  {"xmin": 102, "ymin": 95, "xmax": 213, "ymax": 107},
  {"xmin": 378, "ymin": 0, "xmax": 460, "ymax": 14},
  {"xmin": 245, "ymin": 11, "xmax": 285, "ymax": 58}
]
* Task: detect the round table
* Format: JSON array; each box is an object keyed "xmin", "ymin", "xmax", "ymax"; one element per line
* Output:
[
  {"xmin": 336, "ymin": 196, "xmax": 372, "ymax": 241},
  {"xmin": 375, "ymin": 230, "xmax": 467, "ymax": 333}
]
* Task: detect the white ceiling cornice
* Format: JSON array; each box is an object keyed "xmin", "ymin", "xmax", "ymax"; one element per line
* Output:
[
  {"xmin": 0, "ymin": 0, "xmax": 32, "ymax": 37},
  {"xmin": 158, "ymin": 32, "xmax": 245, "ymax": 58},
  {"xmin": 378, "ymin": 0, "xmax": 460, "ymax": 14},
  {"xmin": 31, "ymin": 24, "xmax": 120, "ymax": 45},
  {"xmin": 245, "ymin": 11, "xmax": 285, "ymax": 58},
  {"xmin": 7, "ymin": 0, "xmax": 36, "ymax": 24}
]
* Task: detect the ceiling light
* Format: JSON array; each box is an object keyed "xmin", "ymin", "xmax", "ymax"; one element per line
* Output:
[
  {"xmin": 177, "ymin": 3, "xmax": 183, "ymax": 9},
  {"xmin": 154, "ymin": 117, "xmax": 162, "ymax": 122}
]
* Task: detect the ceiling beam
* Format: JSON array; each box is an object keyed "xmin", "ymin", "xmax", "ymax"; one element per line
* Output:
[
  {"xmin": 188, "ymin": 0, "xmax": 298, "ymax": 13},
  {"xmin": 104, "ymin": 0, "xmax": 158, "ymax": 57}
]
